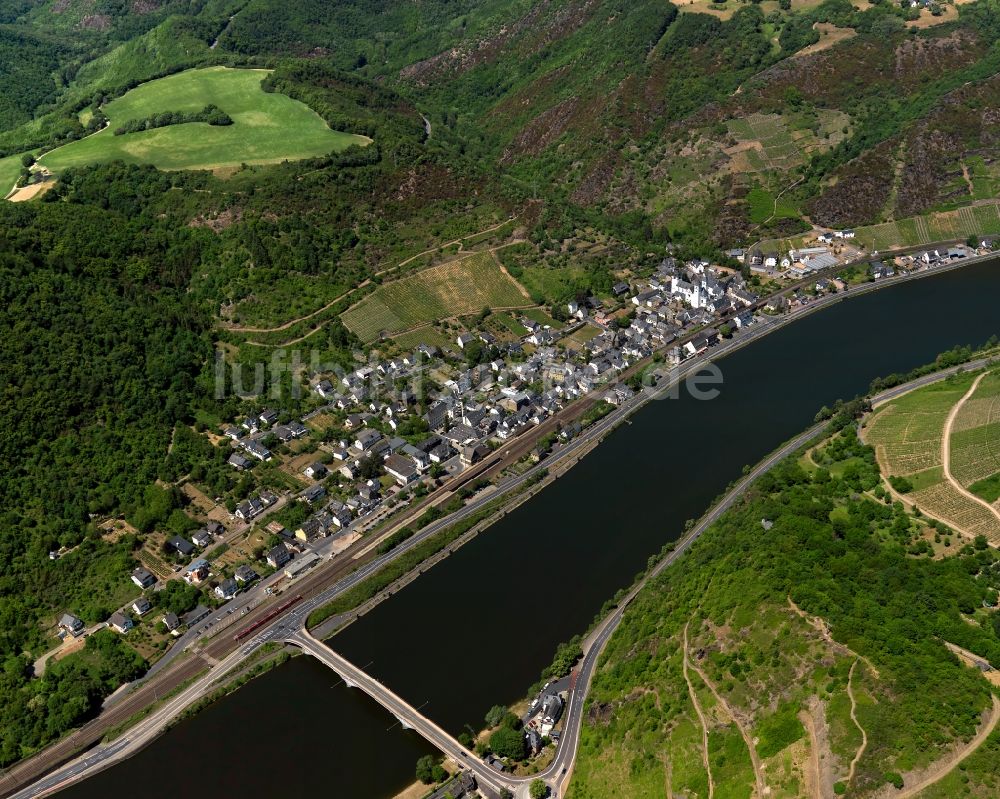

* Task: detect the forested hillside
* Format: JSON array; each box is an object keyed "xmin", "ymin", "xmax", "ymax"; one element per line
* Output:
[
  {"xmin": 0, "ymin": 166, "xmax": 219, "ymax": 762},
  {"xmin": 7, "ymin": 0, "xmax": 1000, "ymax": 244},
  {"xmin": 569, "ymin": 424, "xmax": 1000, "ymax": 798}
]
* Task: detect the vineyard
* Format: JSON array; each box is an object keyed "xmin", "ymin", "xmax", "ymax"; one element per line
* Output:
[
  {"xmin": 865, "ymin": 376, "xmax": 973, "ymax": 476},
  {"xmin": 341, "ymin": 251, "xmax": 531, "ymax": 342},
  {"xmin": 726, "ymin": 110, "xmax": 850, "ymax": 174},
  {"xmin": 864, "ymin": 371, "xmax": 1000, "ymax": 540},
  {"xmin": 950, "ymin": 369, "xmax": 1000, "ymax": 499},
  {"xmin": 759, "ymin": 201, "xmax": 1000, "ymax": 255}
]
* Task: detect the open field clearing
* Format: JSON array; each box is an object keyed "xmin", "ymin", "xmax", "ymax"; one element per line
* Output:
[
  {"xmin": 0, "ymin": 154, "xmax": 22, "ymax": 197},
  {"xmin": 7, "ymin": 179, "xmax": 55, "ymax": 202},
  {"xmin": 39, "ymin": 67, "xmax": 368, "ymax": 174},
  {"xmin": 906, "ymin": 0, "xmax": 976, "ymax": 28},
  {"xmin": 797, "ymin": 22, "xmax": 856, "ymax": 56},
  {"xmin": 341, "ymin": 251, "xmax": 532, "ymax": 342}
]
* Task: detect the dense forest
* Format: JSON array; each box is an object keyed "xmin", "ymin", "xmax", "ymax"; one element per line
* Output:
[{"xmin": 0, "ymin": 165, "xmax": 221, "ymax": 761}]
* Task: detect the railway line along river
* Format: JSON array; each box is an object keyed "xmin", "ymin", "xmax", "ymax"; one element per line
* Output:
[{"xmin": 59, "ymin": 257, "xmax": 1000, "ymax": 799}]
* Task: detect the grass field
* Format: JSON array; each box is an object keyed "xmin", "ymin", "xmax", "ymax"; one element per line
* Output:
[
  {"xmin": 562, "ymin": 323, "xmax": 602, "ymax": 349},
  {"xmin": 341, "ymin": 251, "xmax": 531, "ymax": 342},
  {"xmin": 865, "ymin": 371, "xmax": 1000, "ymax": 539},
  {"xmin": 521, "ymin": 306, "xmax": 563, "ymax": 329},
  {"xmin": 39, "ymin": 67, "xmax": 369, "ymax": 174},
  {"xmin": 0, "ymin": 154, "xmax": 22, "ymax": 197}
]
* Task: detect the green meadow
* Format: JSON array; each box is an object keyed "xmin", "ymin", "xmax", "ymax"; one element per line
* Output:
[
  {"xmin": 0, "ymin": 154, "xmax": 22, "ymax": 196},
  {"xmin": 40, "ymin": 67, "xmax": 369, "ymax": 173}
]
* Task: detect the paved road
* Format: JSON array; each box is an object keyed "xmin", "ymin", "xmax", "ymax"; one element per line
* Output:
[
  {"xmin": 7, "ymin": 257, "xmax": 995, "ymax": 799},
  {"xmin": 288, "ymin": 353, "xmax": 1000, "ymax": 798}
]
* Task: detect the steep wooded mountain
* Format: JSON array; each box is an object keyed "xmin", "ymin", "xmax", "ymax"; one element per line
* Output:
[{"xmin": 7, "ymin": 0, "xmax": 1000, "ymax": 247}]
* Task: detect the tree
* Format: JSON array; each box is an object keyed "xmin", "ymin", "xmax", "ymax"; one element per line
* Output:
[
  {"xmin": 484, "ymin": 703, "xmax": 508, "ymax": 728},
  {"xmin": 415, "ymin": 754, "xmax": 436, "ymax": 784},
  {"xmin": 530, "ymin": 779, "xmax": 549, "ymax": 799},
  {"xmin": 489, "ymin": 726, "xmax": 526, "ymax": 760},
  {"xmin": 21, "ymin": 153, "xmax": 34, "ymax": 168}
]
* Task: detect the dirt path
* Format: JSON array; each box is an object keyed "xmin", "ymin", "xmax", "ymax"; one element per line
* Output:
[
  {"xmin": 225, "ymin": 217, "xmax": 517, "ymax": 335},
  {"xmin": 961, "ymin": 160, "xmax": 975, "ymax": 198},
  {"xmin": 800, "ymin": 703, "xmax": 824, "ymax": 799},
  {"xmin": 492, "ymin": 248, "xmax": 532, "ymax": 300},
  {"xmin": 788, "ymin": 597, "xmax": 881, "ymax": 679},
  {"xmin": 682, "ymin": 622, "xmax": 715, "ymax": 799},
  {"xmin": 394, "ymin": 216, "xmax": 516, "ymax": 270},
  {"xmin": 661, "ymin": 755, "xmax": 674, "ymax": 799},
  {"xmin": 943, "ymin": 641, "xmax": 1000, "ymax": 687},
  {"xmin": 942, "ymin": 371, "xmax": 1000, "ymax": 528},
  {"xmin": 845, "ymin": 660, "xmax": 869, "ymax": 791},
  {"xmin": 686, "ymin": 630, "xmax": 768, "ymax": 799},
  {"xmin": 875, "ymin": 694, "xmax": 1000, "ymax": 799}
]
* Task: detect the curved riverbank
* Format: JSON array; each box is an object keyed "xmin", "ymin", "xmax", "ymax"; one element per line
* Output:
[{"xmin": 52, "ymin": 256, "xmax": 1000, "ymax": 799}]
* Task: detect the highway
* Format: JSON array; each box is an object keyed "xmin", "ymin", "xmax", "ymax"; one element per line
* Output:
[{"xmin": 6, "ymin": 253, "xmax": 996, "ymax": 799}]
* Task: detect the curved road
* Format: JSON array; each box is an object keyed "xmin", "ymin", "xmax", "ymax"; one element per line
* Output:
[
  {"xmin": 282, "ymin": 356, "xmax": 998, "ymax": 798},
  {"xmin": 8, "ymin": 326, "xmax": 996, "ymax": 797}
]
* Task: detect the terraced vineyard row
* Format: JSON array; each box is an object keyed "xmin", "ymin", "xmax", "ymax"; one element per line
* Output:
[{"xmin": 759, "ymin": 201, "xmax": 1000, "ymax": 254}]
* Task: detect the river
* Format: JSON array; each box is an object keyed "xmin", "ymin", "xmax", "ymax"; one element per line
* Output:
[{"xmin": 60, "ymin": 258, "xmax": 1000, "ymax": 799}]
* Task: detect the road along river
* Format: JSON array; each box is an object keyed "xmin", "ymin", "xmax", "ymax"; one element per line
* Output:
[{"xmin": 58, "ymin": 257, "xmax": 1000, "ymax": 799}]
